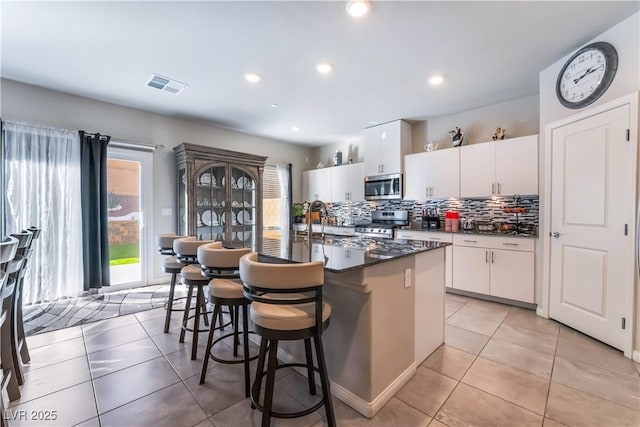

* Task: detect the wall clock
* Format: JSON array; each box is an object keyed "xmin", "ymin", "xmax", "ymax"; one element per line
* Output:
[{"xmin": 555, "ymin": 41, "xmax": 618, "ymax": 109}]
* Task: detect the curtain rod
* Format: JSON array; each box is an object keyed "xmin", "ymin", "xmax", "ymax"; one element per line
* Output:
[{"xmin": 109, "ymin": 139, "xmax": 165, "ymax": 151}]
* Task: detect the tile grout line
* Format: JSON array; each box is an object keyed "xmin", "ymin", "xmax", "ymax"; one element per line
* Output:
[
  {"xmin": 81, "ymin": 319, "xmax": 103, "ymax": 427},
  {"xmin": 432, "ymin": 300, "xmax": 543, "ymax": 423}
]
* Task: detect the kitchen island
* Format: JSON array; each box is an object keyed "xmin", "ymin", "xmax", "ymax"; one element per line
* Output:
[{"xmin": 259, "ymin": 235, "xmax": 449, "ymax": 417}]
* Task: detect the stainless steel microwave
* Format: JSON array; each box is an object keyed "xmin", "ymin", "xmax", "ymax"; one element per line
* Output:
[{"xmin": 364, "ymin": 173, "xmax": 403, "ymax": 201}]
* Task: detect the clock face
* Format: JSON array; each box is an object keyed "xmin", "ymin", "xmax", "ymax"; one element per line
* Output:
[{"xmin": 556, "ymin": 42, "xmax": 618, "ymax": 109}]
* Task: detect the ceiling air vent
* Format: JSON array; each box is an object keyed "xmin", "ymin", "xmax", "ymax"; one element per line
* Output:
[{"xmin": 146, "ymin": 74, "xmax": 188, "ymax": 95}]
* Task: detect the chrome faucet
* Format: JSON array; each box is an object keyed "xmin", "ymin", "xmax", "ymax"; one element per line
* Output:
[{"xmin": 306, "ymin": 200, "xmax": 329, "ymax": 261}]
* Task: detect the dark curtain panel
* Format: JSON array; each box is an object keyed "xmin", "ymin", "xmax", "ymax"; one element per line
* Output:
[
  {"xmin": 79, "ymin": 130, "xmax": 111, "ymax": 291},
  {"xmin": 288, "ymin": 163, "xmax": 293, "ymax": 231}
]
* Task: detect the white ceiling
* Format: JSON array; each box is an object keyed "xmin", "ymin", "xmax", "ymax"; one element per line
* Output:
[{"xmin": 2, "ymin": 1, "xmax": 638, "ymax": 146}]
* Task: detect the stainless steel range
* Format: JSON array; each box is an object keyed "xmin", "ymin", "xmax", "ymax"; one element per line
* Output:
[{"xmin": 354, "ymin": 210, "xmax": 409, "ymax": 239}]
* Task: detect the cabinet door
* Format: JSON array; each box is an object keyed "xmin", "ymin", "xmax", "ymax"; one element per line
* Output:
[
  {"xmin": 379, "ymin": 121, "xmax": 403, "ymax": 175},
  {"xmin": 490, "ymin": 249, "xmax": 534, "ymax": 303},
  {"xmin": 364, "ymin": 126, "xmax": 381, "ymax": 176},
  {"xmin": 429, "ymin": 148, "xmax": 460, "ymax": 198},
  {"xmin": 495, "ymin": 135, "xmax": 538, "ymax": 196},
  {"xmin": 404, "ymin": 152, "xmax": 430, "ymax": 200},
  {"xmin": 344, "ymin": 162, "xmax": 365, "ymax": 201},
  {"xmin": 452, "ymin": 246, "xmax": 490, "ymax": 294},
  {"xmin": 331, "ymin": 164, "xmax": 363, "ymax": 203},
  {"xmin": 460, "ymin": 142, "xmax": 495, "ymax": 198},
  {"xmin": 303, "ymin": 168, "xmax": 331, "ymax": 201}
]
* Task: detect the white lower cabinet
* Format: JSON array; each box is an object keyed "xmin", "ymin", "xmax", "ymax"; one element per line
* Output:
[
  {"xmin": 452, "ymin": 235, "xmax": 534, "ymax": 303},
  {"xmin": 395, "ymin": 230, "xmax": 452, "ymax": 288}
]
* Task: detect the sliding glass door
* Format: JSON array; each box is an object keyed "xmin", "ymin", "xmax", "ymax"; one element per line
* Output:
[{"xmin": 107, "ymin": 147, "xmax": 152, "ymax": 287}]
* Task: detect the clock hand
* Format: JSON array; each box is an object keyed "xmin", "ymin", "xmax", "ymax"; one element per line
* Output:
[{"xmin": 573, "ymin": 66, "xmax": 598, "ymax": 84}]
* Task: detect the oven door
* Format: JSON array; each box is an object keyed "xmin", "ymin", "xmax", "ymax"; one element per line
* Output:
[{"xmin": 364, "ymin": 173, "xmax": 402, "ymax": 201}]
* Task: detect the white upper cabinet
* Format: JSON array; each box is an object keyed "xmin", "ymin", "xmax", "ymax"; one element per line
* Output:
[
  {"xmin": 331, "ymin": 163, "xmax": 365, "ymax": 202},
  {"xmin": 404, "ymin": 148, "xmax": 460, "ymax": 200},
  {"xmin": 364, "ymin": 120, "xmax": 411, "ymax": 177},
  {"xmin": 303, "ymin": 163, "xmax": 364, "ymax": 203},
  {"xmin": 494, "ymin": 135, "xmax": 538, "ymax": 196},
  {"xmin": 303, "ymin": 168, "xmax": 332, "ymax": 202},
  {"xmin": 460, "ymin": 135, "xmax": 538, "ymax": 198}
]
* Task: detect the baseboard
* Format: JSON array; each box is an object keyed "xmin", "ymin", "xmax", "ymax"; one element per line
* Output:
[
  {"xmin": 275, "ymin": 345, "xmax": 417, "ymax": 418},
  {"xmin": 536, "ymin": 306, "xmax": 548, "ymax": 319},
  {"xmin": 633, "ymin": 350, "xmax": 640, "ymax": 363}
]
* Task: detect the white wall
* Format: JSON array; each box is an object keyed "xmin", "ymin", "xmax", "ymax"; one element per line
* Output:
[
  {"xmin": 420, "ymin": 95, "xmax": 540, "ymax": 152},
  {"xmin": 311, "ymin": 135, "xmax": 364, "ymax": 169},
  {"xmin": 1, "ymin": 79, "xmax": 314, "ymax": 282},
  {"xmin": 538, "ymin": 13, "xmax": 640, "ymax": 354}
]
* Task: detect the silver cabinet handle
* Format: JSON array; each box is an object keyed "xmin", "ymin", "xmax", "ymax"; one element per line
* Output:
[
  {"xmin": 502, "ymin": 242, "xmax": 519, "ymax": 246},
  {"xmin": 429, "ymin": 237, "xmax": 441, "ymax": 241},
  {"xmin": 463, "ymin": 239, "xmax": 478, "ymax": 243},
  {"xmin": 426, "ymin": 187, "xmax": 429, "ymax": 198},
  {"xmin": 551, "ymin": 231, "xmax": 561, "ymax": 238},
  {"xmin": 492, "ymin": 183, "xmax": 495, "ymax": 195},
  {"xmin": 485, "ymin": 250, "xmax": 488, "ymax": 263},
  {"xmin": 430, "ymin": 187, "xmax": 434, "ymax": 197},
  {"xmin": 497, "ymin": 182, "xmax": 501, "ymax": 194},
  {"xmin": 491, "ymin": 251, "xmax": 495, "ymax": 264}
]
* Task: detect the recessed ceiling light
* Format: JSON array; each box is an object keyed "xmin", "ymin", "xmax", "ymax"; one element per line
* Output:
[
  {"xmin": 291, "ymin": 126, "xmax": 300, "ymax": 132},
  {"xmin": 428, "ymin": 75, "xmax": 445, "ymax": 85},
  {"xmin": 244, "ymin": 72, "xmax": 261, "ymax": 83},
  {"xmin": 271, "ymin": 103, "xmax": 278, "ymax": 108},
  {"xmin": 346, "ymin": 0, "xmax": 371, "ymax": 17},
  {"xmin": 316, "ymin": 62, "xmax": 334, "ymax": 74}
]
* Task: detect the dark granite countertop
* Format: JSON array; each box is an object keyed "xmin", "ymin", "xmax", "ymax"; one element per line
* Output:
[
  {"xmin": 404, "ymin": 223, "xmax": 538, "ymax": 239},
  {"xmin": 259, "ymin": 236, "xmax": 449, "ymax": 273}
]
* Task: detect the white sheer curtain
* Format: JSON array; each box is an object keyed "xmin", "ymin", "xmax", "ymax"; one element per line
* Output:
[
  {"xmin": 3, "ymin": 121, "xmax": 83, "ymax": 304},
  {"xmin": 275, "ymin": 163, "xmax": 291, "ymax": 257}
]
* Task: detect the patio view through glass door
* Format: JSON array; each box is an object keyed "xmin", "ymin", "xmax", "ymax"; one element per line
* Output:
[{"xmin": 107, "ymin": 147, "xmax": 152, "ymax": 287}]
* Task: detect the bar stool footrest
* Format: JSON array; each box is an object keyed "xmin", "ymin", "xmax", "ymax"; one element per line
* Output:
[
  {"xmin": 251, "ymin": 362, "xmax": 325, "ymax": 419},
  {"xmin": 208, "ymin": 331, "xmax": 259, "ymax": 365}
]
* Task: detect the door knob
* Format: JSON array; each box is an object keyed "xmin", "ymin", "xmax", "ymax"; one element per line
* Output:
[{"xmin": 551, "ymin": 231, "xmax": 561, "ymax": 238}]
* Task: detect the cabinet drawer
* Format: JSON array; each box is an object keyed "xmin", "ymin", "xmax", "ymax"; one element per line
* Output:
[
  {"xmin": 452, "ymin": 234, "xmax": 534, "ymax": 251},
  {"xmin": 395, "ymin": 230, "xmax": 453, "ymax": 243}
]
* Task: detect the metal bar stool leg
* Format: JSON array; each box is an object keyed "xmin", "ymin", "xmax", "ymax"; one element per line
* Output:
[
  {"xmin": 314, "ymin": 335, "xmax": 336, "ymax": 427},
  {"xmin": 191, "ymin": 285, "xmax": 204, "ymax": 360},
  {"xmin": 262, "ymin": 339, "xmax": 279, "ymax": 427},
  {"xmin": 304, "ymin": 338, "xmax": 317, "ymax": 395},
  {"xmin": 179, "ymin": 285, "xmax": 194, "ymax": 343},
  {"xmin": 242, "ymin": 303, "xmax": 251, "ymax": 398},
  {"xmin": 16, "ymin": 275, "xmax": 29, "ymax": 364},
  {"xmin": 164, "ymin": 273, "xmax": 177, "ymax": 333},
  {"xmin": 199, "ymin": 303, "xmax": 221, "ymax": 384},
  {"xmin": 233, "ymin": 305, "xmax": 240, "ymax": 357},
  {"xmin": 251, "ymin": 337, "xmax": 269, "ymax": 409}
]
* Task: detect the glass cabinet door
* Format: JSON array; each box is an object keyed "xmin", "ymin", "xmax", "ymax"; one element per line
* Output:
[
  {"xmin": 194, "ymin": 164, "xmax": 226, "ymax": 243},
  {"xmin": 230, "ymin": 165, "xmax": 257, "ymax": 249}
]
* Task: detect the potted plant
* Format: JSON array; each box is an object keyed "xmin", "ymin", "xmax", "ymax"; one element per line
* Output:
[{"xmin": 293, "ymin": 203, "xmax": 305, "ymax": 223}]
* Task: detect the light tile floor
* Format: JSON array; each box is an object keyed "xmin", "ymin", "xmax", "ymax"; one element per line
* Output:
[{"xmin": 7, "ymin": 293, "xmax": 640, "ymax": 426}]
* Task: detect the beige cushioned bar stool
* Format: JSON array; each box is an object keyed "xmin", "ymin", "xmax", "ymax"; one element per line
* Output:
[
  {"xmin": 156, "ymin": 233, "xmax": 186, "ymax": 333},
  {"xmin": 240, "ymin": 252, "xmax": 336, "ymax": 427},
  {"xmin": 175, "ymin": 237, "xmax": 216, "ymax": 360},
  {"xmin": 198, "ymin": 243, "xmax": 257, "ymax": 397},
  {"xmin": 6, "ymin": 230, "xmax": 32, "ymax": 387},
  {"xmin": 0, "ymin": 236, "xmax": 21, "ymax": 404}
]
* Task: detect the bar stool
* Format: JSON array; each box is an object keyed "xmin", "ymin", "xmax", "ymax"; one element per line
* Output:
[
  {"xmin": 156, "ymin": 233, "xmax": 187, "ymax": 333},
  {"xmin": 16, "ymin": 226, "xmax": 40, "ymax": 366},
  {"xmin": 0, "ymin": 236, "xmax": 21, "ymax": 404},
  {"xmin": 174, "ymin": 237, "xmax": 216, "ymax": 360},
  {"xmin": 198, "ymin": 243, "xmax": 256, "ymax": 397},
  {"xmin": 239, "ymin": 252, "xmax": 336, "ymax": 427},
  {"xmin": 7, "ymin": 230, "xmax": 33, "ymax": 386}
]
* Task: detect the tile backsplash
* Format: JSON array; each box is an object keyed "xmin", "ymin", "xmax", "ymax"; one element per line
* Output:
[{"xmin": 324, "ymin": 197, "xmax": 539, "ymax": 232}]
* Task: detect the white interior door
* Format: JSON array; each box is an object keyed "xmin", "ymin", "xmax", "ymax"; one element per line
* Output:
[{"xmin": 549, "ymin": 104, "xmax": 634, "ymax": 352}]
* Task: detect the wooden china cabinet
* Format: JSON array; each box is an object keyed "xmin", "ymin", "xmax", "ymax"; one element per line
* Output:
[{"xmin": 174, "ymin": 143, "xmax": 267, "ymax": 251}]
